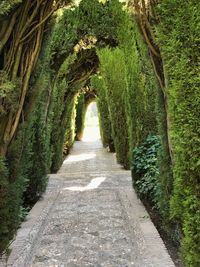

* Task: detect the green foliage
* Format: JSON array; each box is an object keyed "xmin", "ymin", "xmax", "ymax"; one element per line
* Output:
[
  {"xmin": 48, "ymin": 0, "xmax": 119, "ymax": 70},
  {"xmin": 50, "ymin": 55, "xmax": 77, "ymax": 172},
  {"xmin": 18, "ymin": 57, "xmax": 55, "ymax": 205},
  {"xmin": 1, "ymin": 128, "xmax": 31, "ymax": 251},
  {"xmin": 0, "ymin": 157, "xmax": 10, "ymax": 252},
  {"xmin": 0, "ymin": 0, "xmax": 23, "ymax": 17},
  {"xmin": 98, "ymin": 47, "xmax": 129, "ymax": 168},
  {"xmin": 0, "ymin": 7, "xmax": 82, "ymax": 253},
  {"xmin": 22, "ymin": 110, "xmax": 50, "ymax": 205},
  {"xmin": 90, "ymin": 75, "xmax": 114, "ymax": 149},
  {"xmin": 64, "ymin": 95, "xmax": 77, "ymax": 155},
  {"xmin": 96, "ymin": 3, "xmax": 158, "ymax": 166},
  {"xmin": 18, "ymin": 206, "xmax": 29, "ymax": 221},
  {"xmin": 155, "ymin": 84, "xmax": 173, "ymax": 218},
  {"xmin": 115, "ymin": 7, "xmax": 157, "ymax": 152},
  {"xmin": 76, "ymin": 0, "xmax": 119, "ymax": 44},
  {"xmin": 156, "ymin": 1, "xmax": 200, "ymax": 266},
  {"xmin": 50, "ymin": 80, "xmax": 71, "ymax": 172},
  {"xmin": 0, "ymin": 72, "xmax": 20, "ymax": 115},
  {"xmin": 48, "ymin": 10, "xmax": 78, "ymax": 69},
  {"xmin": 131, "ymin": 135, "xmax": 162, "ymax": 211},
  {"xmin": 75, "ymin": 93, "xmax": 87, "ymax": 140}
]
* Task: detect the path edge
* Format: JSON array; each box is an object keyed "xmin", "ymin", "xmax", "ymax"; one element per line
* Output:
[
  {"xmin": 119, "ymin": 188, "xmax": 175, "ymax": 267},
  {"xmin": 0, "ymin": 176, "xmax": 63, "ymax": 267}
]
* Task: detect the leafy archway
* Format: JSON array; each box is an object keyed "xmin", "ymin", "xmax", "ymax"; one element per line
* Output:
[{"xmin": 0, "ymin": 1, "xmax": 199, "ymax": 266}]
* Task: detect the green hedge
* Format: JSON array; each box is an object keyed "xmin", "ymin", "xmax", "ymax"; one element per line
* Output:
[
  {"xmin": 114, "ymin": 4, "xmax": 157, "ymax": 155},
  {"xmin": 131, "ymin": 135, "xmax": 162, "ymax": 211},
  {"xmin": 90, "ymin": 75, "xmax": 114, "ymax": 150},
  {"xmin": 75, "ymin": 93, "xmax": 87, "ymax": 141},
  {"xmin": 0, "ymin": 157, "xmax": 10, "ymax": 252},
  {"xmin": 98, "ymin": 47, "xmax": 129, "ymax": 168},
  {"xmin": 99, "ymin": 2, "xmax": 158, "ymax": 159},
  {"xmin": 63, "ymin": 95, "xmax": 77, "ymax": 155},
  {"xmin": 156, "ymin": 1, "xmax": 200, "ymax": 266},
  {"xmin": 0, "ymin": 0, "xmax": 23, "ymax": 16}
]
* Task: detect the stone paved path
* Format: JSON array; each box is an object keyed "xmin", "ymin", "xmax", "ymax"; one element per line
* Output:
[{"xmin": 2, "ymin": 140, "xmax": 175, "ymax": 267}]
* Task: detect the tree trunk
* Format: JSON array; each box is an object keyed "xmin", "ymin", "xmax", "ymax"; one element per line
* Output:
[{"xmin": 0, "ymin": 0, "xmax": 57, "ymax": 156}]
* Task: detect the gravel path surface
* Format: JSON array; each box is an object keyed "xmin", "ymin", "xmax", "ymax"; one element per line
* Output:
[{"xmin": 2, "ymin": 140, "xmax": 175, "ymax": 267}]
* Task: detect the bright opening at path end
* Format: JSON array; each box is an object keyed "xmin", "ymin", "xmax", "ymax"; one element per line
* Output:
[{"xmin": 82, "ymin": 102, "xmax": 101, "ymax": 142}]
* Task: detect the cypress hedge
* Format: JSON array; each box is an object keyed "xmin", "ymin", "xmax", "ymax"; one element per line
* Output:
[
  {"xmin": 90, "ymin": 75, "xmax": 114, "ymax": 150},
  {"xmin": 75, "ymin": 93, "xmax": 87, "ymax": 141},
  {"xmin": 156, "ymin": 1, "xmax": 200, "ymax": 265},
  {"xmin": 98, "ymin": 47, "xmax": 129, "ymax": 168}
]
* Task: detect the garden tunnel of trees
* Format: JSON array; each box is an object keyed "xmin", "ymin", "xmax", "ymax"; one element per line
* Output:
[{"xmin": 0, "ymin": 0, "xmax": 199, "ymax": 266}]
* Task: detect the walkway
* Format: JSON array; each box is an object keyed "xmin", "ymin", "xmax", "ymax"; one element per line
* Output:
[{"xmin": 3, "ymin": 140, "xmax": 175, "ymax": 267}]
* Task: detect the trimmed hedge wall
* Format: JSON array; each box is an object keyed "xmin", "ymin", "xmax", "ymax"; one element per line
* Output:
[
  {"xmin": 75, "ymin": 93, "xmax": 87, "ymax": 141},
  {"xmin": 90, "ymin": 75, "xmax": 114, "ymax": 150},
  {"xmin": 98, "ymin": 47, "xmax": 129, "ymax": 168},
  {"xmin": 156, "ymin": 1, "xmax": 200, "ymax": 266}
]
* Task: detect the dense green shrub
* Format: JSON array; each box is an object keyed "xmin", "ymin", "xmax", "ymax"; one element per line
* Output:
[
  {"xmin": 131, "ymin": 135, "xmax": 162, "ymax": 211},
  {"xmin": 0, "ymin": 157, "xmax": 10, "ymax": 252},
  {"xmin": 114, "ymin": 5, "xmax": 157, "ymax": 153},
  {"xmin": 19, "ymin": 45, "xmax": 56, "ymax": 204},
  {"xmin": 50, "ymin": 88, "xmax": 77, "ymax": 173},
  {"xmin": 0, "ymin": 39, "xmax": 55, "ymax": 250},
  {"xmin": 156, "ymin": 1, "xmax": 200, "ymax": 266},
  {"xmin": 155, "ymin": 84, "xmax": 173, "ymax": 219},
  {"xmin": 22, "ymin": 105, "xmax": 51, "ymax": 205},
  {"xmin": 100, "ymin": 0, "xmax": 158, "ymax": 158},
  {"xmin": 4, "ymin": 128, "xmax": 31, "ymax": 245},
  {"xmin": 75, "ymin": 93, "xmax": 87, "ymax": 141},
  {"xmin": 90, "ymin": 75, "xmax": 114, "ymax": 150},
  {"xmin": 0, "ymin": 0, "xmax": 23, "ymax": 16},
  {"xmin": 98, "ymin": 47, "xmax": 129, "ymax": 168},
  {"xmin": 63, "ymin": 95, "xmax": 77, "ymax": 154}
]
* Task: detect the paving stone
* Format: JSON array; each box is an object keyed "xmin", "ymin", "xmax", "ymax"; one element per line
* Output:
[{"xmin": 1, "ymin": 140, "xmax": 175, "ymax": 267}]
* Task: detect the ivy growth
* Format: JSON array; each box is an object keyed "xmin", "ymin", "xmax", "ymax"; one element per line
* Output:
[{"xmin": 131, "ymin": 135, "xmax": 162, "ymax": 211}]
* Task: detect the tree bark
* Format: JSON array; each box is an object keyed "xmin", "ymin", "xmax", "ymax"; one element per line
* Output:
[{"xmin": 0, "ymin": 0, "xmax": 57, "ymax": 156}]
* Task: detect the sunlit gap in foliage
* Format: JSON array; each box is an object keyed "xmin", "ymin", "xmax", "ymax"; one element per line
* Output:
[{"xmin": 82, "ymin": 102, "xmax": 101, "ymax": 142}]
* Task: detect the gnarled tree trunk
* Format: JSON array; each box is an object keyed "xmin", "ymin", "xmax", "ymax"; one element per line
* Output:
[{"xmin": 0, "ymin": 0, "xmax": 67, "ymax": 156}]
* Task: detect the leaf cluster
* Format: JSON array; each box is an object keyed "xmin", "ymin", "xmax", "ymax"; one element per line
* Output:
[
  {"xmin": 131, "ymin": 135, "xmax": 162, "ymax": 210},
  {"xmin": 0, "ymin": 0, "xmax": 23, "ymax": 17}
]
